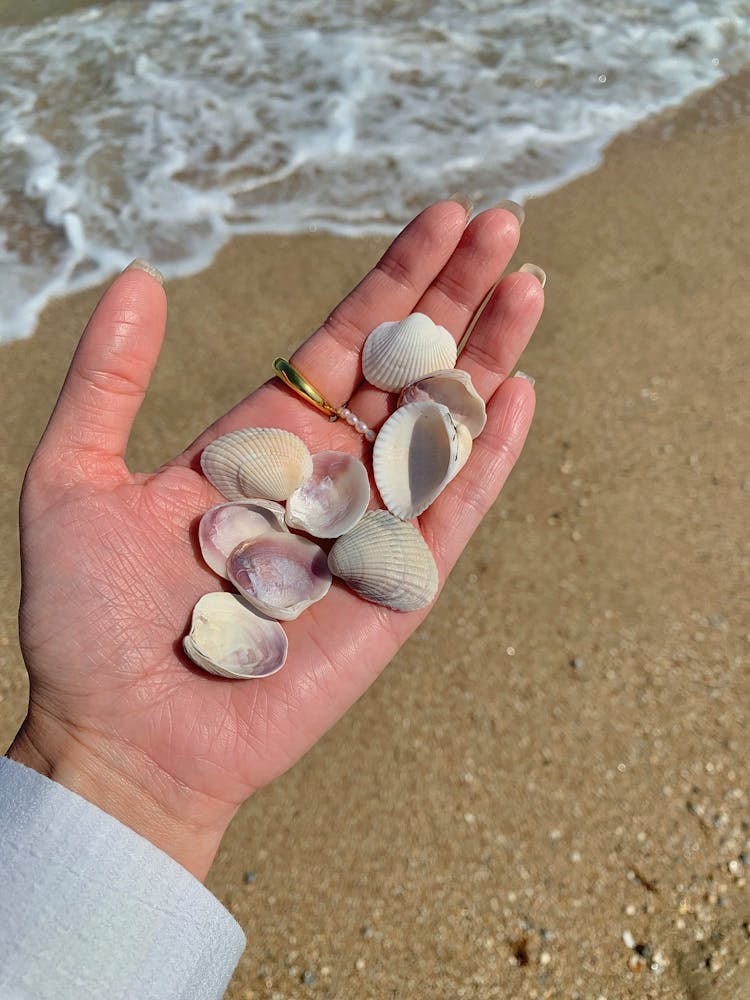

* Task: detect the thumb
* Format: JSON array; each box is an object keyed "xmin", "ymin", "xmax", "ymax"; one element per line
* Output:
[{"xmin": 34, "ymin": 260, "xmax": 167, "ymax": 485}]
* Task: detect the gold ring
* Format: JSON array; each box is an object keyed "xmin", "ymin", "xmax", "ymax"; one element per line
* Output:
[{"xmin": 273, "ymin": 357, "xmax": 339, "ymax": 420}]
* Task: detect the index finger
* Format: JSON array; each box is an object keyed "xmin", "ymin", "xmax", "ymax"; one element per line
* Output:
[{"xmin": 288, "ymin": 200, "xmax": 470, "ymax": 403}]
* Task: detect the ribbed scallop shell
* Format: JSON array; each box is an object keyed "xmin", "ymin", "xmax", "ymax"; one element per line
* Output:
[
  {"xmin": 199, "ymin": 499, "xmax": 287, "ymax": 578},
  {"xmin": 373, "ymin": 401, "xmax": 472, "ymax": 520},
  {"xmin": 183, "ymin": 592, "xmax": 288, "ymax": 678},
  {"xmin": 285, "ymin": 451, "xmax": 371, "ymax": 538},
  {"xmin": 362, "ymin": 313, "xmax": 457, "ymax": 392},
  {"xmin": 201, "ymin": 428, "xmax": 313, "ymax": 501},
  {"xmin": 399, "ymin": 369, "xmax": 487, "ymax": 439},
  {"xmin": 328, "ymin": 509, "xmax": 439, "ymax": 612}
]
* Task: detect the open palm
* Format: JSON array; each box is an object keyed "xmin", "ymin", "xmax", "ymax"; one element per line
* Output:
[{"xmin": 10, "ymin": 202, "xmax": 543, "ymax": 878}]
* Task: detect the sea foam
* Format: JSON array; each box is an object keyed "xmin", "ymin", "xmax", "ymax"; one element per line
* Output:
[{"xmin": 1, "ymin": 0, "xmax": 749, "ymax": 342}]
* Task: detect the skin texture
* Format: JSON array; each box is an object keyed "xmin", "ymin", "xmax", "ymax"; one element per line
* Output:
[{"xmin": 8, "ymin": 201, "xmax": 544, "ymax": 880}]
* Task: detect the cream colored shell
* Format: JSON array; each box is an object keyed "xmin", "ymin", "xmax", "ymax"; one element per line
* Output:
[
  {"xmin": 327, "ymin": 509, "xmax": 439, "ymax": 612},
  {"xmin": 373, "ymin": 401, "xmax": 472, "ymax": 520},
  {"xmin": 399, "ymin": 368, "xmax": 487, "ymax": 439},
  {"xmin": 183, "ymin": 592, "xmax": 288, "ymax": 678},
  {"xmin": 361, "ymin": 313, "xmax": 457, "ymax": 392},
  {"xmin": 285, "ymin": 451, "xmax": 371, "ymax": 538},
  {"xmin": 201, "ymin": 427, "xmax": 313, "ymax": 501}
]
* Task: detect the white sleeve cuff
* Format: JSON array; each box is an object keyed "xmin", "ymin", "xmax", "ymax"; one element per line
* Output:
[{"xmin": 0, "ymin": 756, "xmax": 246, "ymax": 999}]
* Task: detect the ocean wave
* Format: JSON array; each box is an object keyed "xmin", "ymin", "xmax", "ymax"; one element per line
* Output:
[{"xmin": 2, "ymin": 0, "xmax": 749, "ymax": 341}]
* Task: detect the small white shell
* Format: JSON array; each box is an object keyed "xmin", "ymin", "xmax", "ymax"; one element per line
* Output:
[
  {"xmin": 285, "ymin": 451, "xmax": 371, "ymax": 538},
  {"xmin": 328, "ymin": 509, "xmax": 439, "ymax": 612},
  {"xmin": 227, "ymin": 533, "xmax": 332, "ymax": 620},
  {"xmin": 373, "ymin": 401, "xmax": 472, "ymax": 520},
  {"xmin": 399, "ymin": 369, "xmax": 487, "ymax": 439},
  {"xmin": 199, "ymin": 499, "xmax": 287, "ymax": 578},
  {"xmin": 183, "ymin": 592, "xmax": 288, "ymax": 678},
  {"xmin": 201, "ymin": 427, "xmax": 313, "ymax": 501},
  {"xmin": 362, "ymin": 313, "xmax": 458, "ymax": 392}
]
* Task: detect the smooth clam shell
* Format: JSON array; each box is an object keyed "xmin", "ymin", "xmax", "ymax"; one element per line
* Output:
[
  {"xmin": 227, "ymin": 533, "xmax": 332, "ymax": 621},
  {"xmin": 399, "ymin": 369, "xmax": 487, "ymax": 439},
  {"xmin": 328, "ymin": 509, "xmax": 439, "ymax": 612},
  {"xmin": 361, "ymin": 312, "xmax": 457, "ymax": 392},
  {"xmin": 199, "ymin": 499, "xmax": 287, "ymax": 579},
  {"xmin": 201, "ymin": 427, "xmax": 313, "ymax": 501},
  {"xmin": 373, "ymin": 401, "xmax": 472, "ymax": 520},
  {"xmin": 183, "ymin": 592, "xmax": 288, "ymax": 678},
  {"xmin": 285, "ymin": 451, "xmax": 371, "ymax": 538}
]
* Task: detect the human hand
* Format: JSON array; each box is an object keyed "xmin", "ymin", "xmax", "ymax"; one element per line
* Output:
[{"xmin": 8, "ymin": 201, "xmax": 544, "ymax": 879}]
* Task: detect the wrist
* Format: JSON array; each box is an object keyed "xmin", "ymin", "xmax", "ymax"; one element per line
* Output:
[{"xmin": 7, "ymin": 709, "xmax": 234, "ymax": 881}]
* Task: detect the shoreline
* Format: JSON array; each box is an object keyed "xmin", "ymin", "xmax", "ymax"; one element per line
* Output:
[
  {"xmin": 1, "ymin": 0, "xmax": 748, "ymax": 346},
  {"xmin": 2, "ymin": 71, "xmax": 749, "ymax": 999}
]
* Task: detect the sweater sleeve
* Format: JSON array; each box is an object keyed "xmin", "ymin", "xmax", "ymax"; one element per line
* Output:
[{"xmin": 0, "ymin": 756, "xmax": 246, "ymax": 1000}]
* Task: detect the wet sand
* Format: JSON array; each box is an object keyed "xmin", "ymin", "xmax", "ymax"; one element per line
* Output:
[
  {"xmin": 1, "ymin": 75, "xmax": 749, "ymax": 998},
  {"xmin": 0, "ymin": 0, "xmax": 117, "ymax": 27}
]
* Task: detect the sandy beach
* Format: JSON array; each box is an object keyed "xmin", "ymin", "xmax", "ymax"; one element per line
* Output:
[{"xmin": 1, "ymin": 71, "xmax": 749, "ymax": 999}]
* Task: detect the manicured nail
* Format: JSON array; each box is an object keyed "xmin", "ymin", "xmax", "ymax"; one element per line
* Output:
[
  {"xmin": 519, "ymin": 262, "xmax": 546, "ymax": 288},
  {"xmin": 515, "ymin": 371, "xmax": 536, "ymax": 388},
  {"xmin": 493, "ymin": 199, "xmax": 525, "ymax": 226},
  {"xmin": 447, "ymin": 192, "xmax": 474, "ymax": 218},
  {"xmin": 124, "ymin": 258, "xmax": 165, "ymax": 286}
]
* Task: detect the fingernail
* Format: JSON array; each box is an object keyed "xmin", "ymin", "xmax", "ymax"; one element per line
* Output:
[
  {"xmin": 124, "ymin": 258, "xmax": 165, "ymax": 286},
  {"xmin": 519, "ymin": 262, "xmax": 546, "ymax": 288},
  {"xmin": 493, "ymin": 199, "xmax": 525, "ymax": 226},
  {"xmin": 515, "ymin": 370, "xmax": 536, "ymax": 388},
  {"xmin": 447, "ymin": 192, "xmax": 474, "ymax": 219}
]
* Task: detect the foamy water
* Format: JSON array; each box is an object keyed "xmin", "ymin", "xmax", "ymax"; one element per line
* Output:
[{"xmin": 2, "ymin": 0, "xmax": 750, "ymax": 342}]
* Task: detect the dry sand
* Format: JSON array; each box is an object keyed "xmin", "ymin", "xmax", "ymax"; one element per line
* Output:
[{"xmin": 1, "ymin": 75, "xmax": 749, "ymax": 999}]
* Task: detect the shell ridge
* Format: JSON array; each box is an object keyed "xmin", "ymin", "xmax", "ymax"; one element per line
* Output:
[
  {"xmin": 362, "ymin": 313, "xmax": 457, "ymax": 392},
  {"xmin": 327, "ymin": 510, "xmax": 438, "ymax": 611},
  {"xmin": 202, "ymin": 427, "xmax": 313, "ymax": 501}
]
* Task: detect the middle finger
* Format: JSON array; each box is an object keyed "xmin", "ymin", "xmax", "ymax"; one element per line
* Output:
[{"xmin": 414, "ymin": 204, "xmax": 521, "ymax": 335}]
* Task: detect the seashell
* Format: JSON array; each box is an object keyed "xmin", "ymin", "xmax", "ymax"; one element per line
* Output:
[
  {"xmin": 201, "ymin": 427, "xmax": 313, "ymax": 501},
  {"xmin": 285, "ymin": 451, "xmax": 370, "ymax": 538},
  {"xmin": 199, "ymin": 499, "xmax": 287, "ymax": 579},
  {"xmin": 183, "ymin": 592, "xmax": 288, "ymax": 678},
  {"xmin": 373, "ymin": 401, "xmax": 472, "ymax": 520},
  {"xmin": 227, "ymin": 532, "xmax": 332, "ymax": 621},
  {"xmin": 328, "ymin": 509, "xmax": 439, "ymax": 612},
  {"xmin": 361, "ymin": 312, "xmax": 457, "ymax": 392},
  {"xmin": 399, "ymin": 368, "xmax": 487, "ymax": 439}
]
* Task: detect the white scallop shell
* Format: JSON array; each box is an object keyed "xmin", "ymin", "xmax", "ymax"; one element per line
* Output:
[
  {"xmin": 201, "ymin": 427, "xmax": 313, "ymax": 501},
  {"xmin": 285, "ymin": 451, "xmax": 370, "ymax": 538},
  {"xmin": 199, "ymin": 499, "xmax": 287, "ymax": 578},
  {"xmin": 399, "ymin": 369, "xmax": 487, "ymax": 439},
  {"xmin": 227, "ymin": 532, "xmax": 332, "ymax": 620},
  {"xmin": 361, "ymin": 313, "xmax": 458, "ymax": 392},
  {"xmin": 183, "ymin": 592, "xmax": 288, "ymax": 678},
  {"xmin": 327, "ymin": 509, "xmax": 439, "ymax": 612},
  {"xmin": 373, "ymin": 401, "xmax": 473, "ymax": 520}
]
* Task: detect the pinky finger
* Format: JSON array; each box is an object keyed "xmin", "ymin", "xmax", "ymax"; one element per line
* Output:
[{"xmin": 419, "ymin": 375, "xmax": 536, "ymax": 576}]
